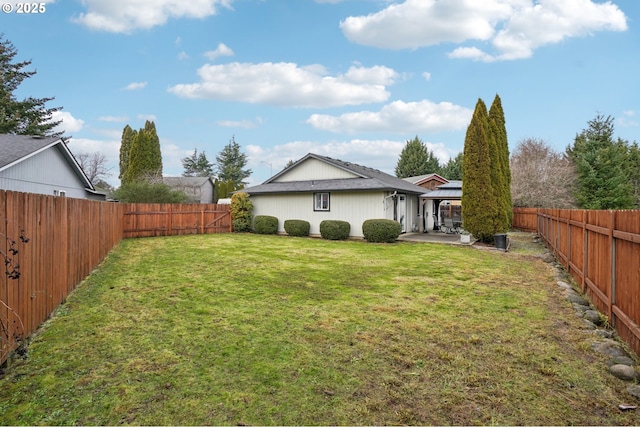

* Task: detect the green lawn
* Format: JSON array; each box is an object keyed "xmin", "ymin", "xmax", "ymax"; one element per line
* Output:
[{"xmin": 0, "ymin": 233, "xmax": 638, "ymax": 425}]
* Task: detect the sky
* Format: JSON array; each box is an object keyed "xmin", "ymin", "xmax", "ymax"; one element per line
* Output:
[{"xmin": 2, "ymin": 0, "xmax": 639, "ymax": 187}]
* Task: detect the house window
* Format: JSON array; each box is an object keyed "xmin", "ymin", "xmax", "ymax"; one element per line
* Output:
[
  {"xmin": 53, "ymin": 190, "xmax": 66, "ymax": 197},
  {"xmin": 314, "ymin": 192, "xmax": 330, "ymax": 211}
]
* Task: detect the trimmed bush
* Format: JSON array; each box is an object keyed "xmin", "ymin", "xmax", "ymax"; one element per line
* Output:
[
  {"xmin": 319, "ymin": 220, "xmax": 350, "ymax": 240},
  {"xmin": 230, "ymin": 192, "xmax": 253, "ymax": 232},
  {"xmin": 284, "ymin": 219, "xmax": 310, "ymax": 237},
  {"xmin": 253, "ymin": 215, "xmax": 278, "ymax": 235},
  {"xmin": 362, "ymin": 219, "xmax": 402, "ymax": 243}
]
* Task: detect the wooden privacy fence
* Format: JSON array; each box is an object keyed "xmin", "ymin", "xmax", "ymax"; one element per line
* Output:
[
  {"xmin": 1, "ymin": 189, "xmax": 233, "ymax": 365},
  {"xmin": 512, "ymin": 207, "xmax": 538, "ymax": 232},
  {"xmin": 519, "ymin": 208, "xmax": 640, "ymax": 357},
  {"xmin": 1, "ymin": 191, "xmax": 124, "ymax": 365},
  {"xmin": 122, "ymin": 203, "xmax": 231, "ymax": 238}
]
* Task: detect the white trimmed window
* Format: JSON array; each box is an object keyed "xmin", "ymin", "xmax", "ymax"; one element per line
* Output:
[{"xmin": 314, "ymin": 192, "xmax": 330, "ymax": 211}]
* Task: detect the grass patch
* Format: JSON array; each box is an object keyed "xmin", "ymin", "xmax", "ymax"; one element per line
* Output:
[{"xmin": 0, "ymin": 234, "xmax": 638, "ymax": 425}]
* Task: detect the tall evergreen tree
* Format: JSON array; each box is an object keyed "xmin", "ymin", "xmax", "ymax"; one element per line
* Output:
[
  {"xmin": 120, "ymin": 121, "xmax": 163, "ymax": 184},
  {"xmin": 215, "ymin": 136, "xmax": 251, "ymax": 188},
  {"xmin": 488, "ymin": 94, "xmax": 512, "ymax": 231},
  {"xmin": 395, "ymin": 136, "xmax": 440, "ymax": 178},
  {"xmin": 462, "ymin": 99, "xmax": 497, "ymax": 242},
  {"xmin": 567, "ymin": 114, "xmax": 635, "ymax": 209},
  {"xmin": 119, "ymin": 125, "xmax": 136, "ymax": 182},
  {"xmin": 440, "ymin": 153, "xmax": 463, "ymax": 180},
  {"xmin": 0, "ymin": 35, "xmax": 63, "ymax": 137},
  {"xmin": 182, "ymin": 148, "xmax": 214, "ymax": 177}
]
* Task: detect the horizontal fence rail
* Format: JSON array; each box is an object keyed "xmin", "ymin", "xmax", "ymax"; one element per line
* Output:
[
  {"xmin": 1, "ymin": 189, "xmax": 233, "ymax": 365},
  {"xmin": 514, "ymin": 207, "xmax": 640, "ymax": 357}
]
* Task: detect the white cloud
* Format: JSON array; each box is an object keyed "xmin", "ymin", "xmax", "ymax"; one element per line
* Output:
[
  {"xmin": 168, "ymin": 62, "xmax": 396, "ymax": 108},
  {"xmin": 177, "ymin": 51, "xmax": 189, "ymax": 60},
  {"xmin": 422, "ymin": 72, "xmax": 432, "ymax": 81},
  {"xmin": 204, "ymin": 43, "xmax": 234, "ymax": 61},
  {"xmin": 307, "ymin": 99, "xmax": 472, "ymax": 134},
  {"xmin": 124, "ymin": 82, "xmax": 147, "ymax": 91},
  {"xmin": 137, "ymin": 114, "xmax": 157, "ymax": 121},
  {"xmin": 340, "ymin": 0, "xmax": 627, "ymax": 61},
  {"xmin": 98, "ymin": 115, "xmax": 128, "ymax": 123},
  {"xmin": 71, "ymin": 0, "xmax": 234, "ymax": 33},
  {"xmin": 216, "ymin": 117, "xmax": 263, "ymax": 129},
  {"xmin": 51, "ymin": 111, "xmax": 85, "ymax": 134},
  {"xmin": 618, "ymin": 110, "xmax": 639, "ymax": 128}
]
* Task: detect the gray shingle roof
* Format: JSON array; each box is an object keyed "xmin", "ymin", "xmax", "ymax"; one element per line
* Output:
[
  {"xmin": 244, "ymin": 153, "xmax": 426, "ymax": 195},
  {"xmin": 163, "ymin": 176, "xmax": 212, "ymax": 188},
  {"xmin": 0, "ymin": 134, "xmax": 95, "ymax": 191},
  {"xmin": 0, "ymin": 134, "xmax": 61, "ymax": 169}
]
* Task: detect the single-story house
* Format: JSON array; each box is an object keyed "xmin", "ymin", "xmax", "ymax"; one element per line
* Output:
[
  {"xmin": 163, "ymin": 176, "xmax": 215, "ymax": 204},
  {"xmin": 0, "ymin": 134, "xmax": 105, "ymax": 200},
  {"xmin": 241, "ymin": 153, "xmax": 427, "ymax": 237}
]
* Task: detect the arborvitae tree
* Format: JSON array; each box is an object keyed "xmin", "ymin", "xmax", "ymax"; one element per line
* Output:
[
  {"xmin": 213, "ymin": 179, "xmax": 243, "ymax": 202},
  {"xmin": 119, "ymin": 125, "xmax": 136, "ymax": 182},
  {"xmin": 216, "ymin": 136, "xmax": 251, "ymax": 188},
  {"xmin": 0, "ymin": 35, "xmax": 63, "ymax": 137},
  {"xmin": 182, "ymin": 148, "xmax": 214, "ymax": 177},
  {"xmin": 440, "ymin": 153, "xmax": 463, "ymax": 180},
  {"xmin": 567, "ymin": 114, "xmax": 635, "ymax": 209},
  {"xmin": 395, "ymin": 136, "xmax": 440, "ymax": 177},
  {"xmin": 144, "ymin": 120, "xmax": 163, "ymax": 177},
  {"xmin": 121, "ymin": 121, "xmax": 163, "ymax": 184},
  {"xmin": 462, "ymin": 99, "xmax": 497, "ymax": 242},
  {"xmin": 488, "ymin": 94, "xmax": 511, "ymax": 232}
]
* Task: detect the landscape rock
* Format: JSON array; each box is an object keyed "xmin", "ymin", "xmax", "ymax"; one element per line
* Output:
[
  {"xmin": 607, "ymin": 356, "xmax": 636, "ymax": 367},
  {"xmin": 573, "ymin": 303, "xmax": 589, "ymax": 312},
  {"xmin": 540, "ymin": 253, "xmax": 556, "ymax": 263},
  {"xmin": 557, "ymin": 281, "xmax": 573, "ymax": 290},
  {"xmin": 627, "ymin": 385, "xmax": 640, "ymax": 399},
  {"xmin": 610, "ymin": 364, "xmax": 638, "ymax": 381},
  {"xmin": 595, "ymin": 329, "xmax": 615, "ymax": 339},
  {"xmin": 566, "ymin": 294, "xmax": 590, "ymax": 306},
  {"xmin": 593, "ymin": 340, "xmax": 627, "ymax": 358},
  {"xmin": 584, "ymin": 310, "xmax": 602, "ymax": 325}
]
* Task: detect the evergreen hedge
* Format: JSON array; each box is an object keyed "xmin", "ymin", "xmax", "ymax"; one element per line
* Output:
[
  {"xmin": 253, "ymin": 215, "xmax": 278, "ymax": 235},
  {"xmin": 319, "ymin": 220, "xmax": 350, "ymax": 240},
  {"xmin": 284, "ymin": 219, "xmax": 310, "ymax": 237},
  {"xmin": 362, "ymin": 219, "xmax": 402, "ymax": 243}
]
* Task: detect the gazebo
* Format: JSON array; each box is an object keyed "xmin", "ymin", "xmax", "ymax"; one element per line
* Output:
[{"xmin": 419, "ymin": 181, "xmax": 462, "ymax": 233}]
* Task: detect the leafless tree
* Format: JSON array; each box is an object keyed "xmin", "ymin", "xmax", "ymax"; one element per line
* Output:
[
  {"xmin": 75, "ymin": 151, "xmax": 112, "ymax": 185},
  {"xmin": 510, "ymin": 138, "xmax": 578, "ymax": 208}
]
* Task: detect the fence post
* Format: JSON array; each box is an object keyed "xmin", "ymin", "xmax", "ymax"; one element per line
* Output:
[
  {"xmin": 582, "ymin": 210, "xmax": 588, "ymax": 293},
  {"xmin": 610, "ymin": 210, "xmax": 616, "ymax": 327}
]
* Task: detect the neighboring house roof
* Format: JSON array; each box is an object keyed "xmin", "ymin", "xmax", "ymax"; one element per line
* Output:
[
  {"xmin": 243, "ymin": 153, "xmax": 426, "ymax": 195},
  {"xmin": 421, "ymin": 180, "xmax": 462, "ymax": 199},
  {"xmin": 0, "ymin": 134, "xmax": 97, "ymax": 193},
  {"xmin": 403, "ymin": 173, "xmax": 448, "ymax": 186}
]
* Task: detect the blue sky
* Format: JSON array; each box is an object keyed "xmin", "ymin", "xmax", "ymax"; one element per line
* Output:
[{"xmin": 2, "ymin": 0, "xmax": 638, "ymax": 187}]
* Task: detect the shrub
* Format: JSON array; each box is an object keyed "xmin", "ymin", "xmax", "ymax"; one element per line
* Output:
[
  {"xmin": 230, "ymin": 192, "xmax": 253, "ymax": 232},
  {"xmin": 253, "ymin": 215, "xmax": 278, "ymax": 235},
  {"xmin": 319, "ymin": 220, "xmax": 350, "ymax": 240},
  {"xmin": 284, "ymin": 219, "xmax": 310, "ymax": 237},
  {"xmin": 362, "ymin": 219, "xmax": 402, "ymax": 243}
]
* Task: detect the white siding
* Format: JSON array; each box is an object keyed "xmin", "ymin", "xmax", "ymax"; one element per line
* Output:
[
  {"xmin": 273, "ymin": 158, "xmax": 359, "ymax": 182},
  {"xmin": 0, "ymin": 146, "xmax": 89, "ymax": 199},
  {"xmin": 251, "ymin": 191, "xmax": 420, "ymax": 237}
]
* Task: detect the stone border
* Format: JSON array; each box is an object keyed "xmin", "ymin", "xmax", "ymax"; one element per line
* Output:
[{"xmin": 538, "ymin": 240, "xmax": 640, "ymax": 406}]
